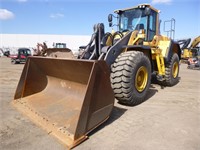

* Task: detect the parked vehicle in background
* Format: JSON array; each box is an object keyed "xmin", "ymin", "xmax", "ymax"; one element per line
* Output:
[
  {"xmin": 9, "ymin": 48, "xmax": 31, "ymax": 64},
  {"xmin": 187, "ymin": 56, "xmax": 200, "ymax": 69},
  {"xmin": 0, "ymin": 48, "xmax": 10, "ymax": 57}
]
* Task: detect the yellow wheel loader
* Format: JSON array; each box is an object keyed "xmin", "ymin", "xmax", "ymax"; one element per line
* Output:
[
  {"xmin": 13, "ymin": 4, "xmax": 181, "ymax": 149},
  {"xmin": 34, "ymin": 42, "xmax": 75, "ymax": 58},
  {"xmin": 178, "ymin": 36, "xmax": 200, "ymax": 60}
]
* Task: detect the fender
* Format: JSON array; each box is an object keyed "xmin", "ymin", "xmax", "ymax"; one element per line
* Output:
[
  {"xmin": 166, "ymin": 40, "xmax": 181, "ymax": 63},
  {"xmin": 104, "ymin": 31, "xmax": 132, "ymax": 68}
]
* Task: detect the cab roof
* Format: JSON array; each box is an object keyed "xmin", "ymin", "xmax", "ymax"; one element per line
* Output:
[{"xmin": 114, "ymin": 4, "xmax": 160, "ymax": 14}]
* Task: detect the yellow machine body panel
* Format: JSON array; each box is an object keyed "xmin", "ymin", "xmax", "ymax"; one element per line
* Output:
[
  {"xmin": 156, "ymin": 40, "xmax": 170, "ymax": 58},
  {"xmin": 190, "ymin": 36, "xmax": 200, "ymax": 48},
  {"xmin": 182, "ymin": 49, "xmax": 193, "ymax": 58}
]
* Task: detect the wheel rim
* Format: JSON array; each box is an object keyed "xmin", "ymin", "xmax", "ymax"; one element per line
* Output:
[
  {"xmin": 135, "ymin": 66, "xmax": 148, "ymax": 92},
  {"xmin": 172, "ymin": 62, "xmax": 178, "ymax": 78}
]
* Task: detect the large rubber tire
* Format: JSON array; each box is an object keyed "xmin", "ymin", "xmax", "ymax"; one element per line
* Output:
[
  {"xmin": 111, "ymin": 51, "xmax": 151, "ymax": 106},
  {"xmin": 161, "ymin": 53, "xmax": 180, "ymax": 86}
]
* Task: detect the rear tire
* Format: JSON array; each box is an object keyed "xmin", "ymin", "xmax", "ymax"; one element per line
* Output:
[
  {"xmin": 160, "ymin": 53, "xmax": 180, "ymax": 86},
  {"xmin": 11, "ymin": 59, "xmax": 16, "ymax": 64},
  {"xmin": 111, "ymin": 51, "xmax": 151, "ymax": 106}
]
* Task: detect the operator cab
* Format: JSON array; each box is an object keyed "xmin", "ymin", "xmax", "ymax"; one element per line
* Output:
[
  {"xmin": 18, "ymin": 48, "xmax": 31, "ymax": 56},
  {"xmin": 53, "ymin": 43, "xmax": 67, "ymax": 48},
  {"xmin": 108, "ymin": 4, "xmax": 159, "ymax": 41}
]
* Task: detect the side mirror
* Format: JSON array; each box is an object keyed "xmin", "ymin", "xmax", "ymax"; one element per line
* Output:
[
  {"xmin": 108, "ymin": 14, "xmax": 113, "ymax": 27},
  {"xmin": 108, "ymin": 14, "xmax": 113, "ymax": 22},
  {"xmin": 144, "ymin": 7, "xmax": 151, "ymax": 16}
]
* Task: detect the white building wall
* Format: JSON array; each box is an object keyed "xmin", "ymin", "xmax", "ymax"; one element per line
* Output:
[{"xmin": 0, "ymin": 34, "xmax": 91, "ymax": 54}]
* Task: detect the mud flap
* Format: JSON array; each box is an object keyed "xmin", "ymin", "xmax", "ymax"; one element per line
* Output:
[{"xmin": 12, "ymin": 56, "xmax": 114, "ymax": 149}]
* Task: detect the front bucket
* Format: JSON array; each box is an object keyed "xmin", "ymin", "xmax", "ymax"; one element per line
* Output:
[
  {"xmin": 46, "ymin": 48, "xmax": 75, "ymax": 58},
  {"xmin": 12, "ymin": 56, "xmax": 114, "ymax": 149}
]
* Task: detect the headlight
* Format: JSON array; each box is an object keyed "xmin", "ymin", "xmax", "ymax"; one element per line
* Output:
[{"xmin": 138, "ymin": 5, "xmax": 146, "ymax": 8}]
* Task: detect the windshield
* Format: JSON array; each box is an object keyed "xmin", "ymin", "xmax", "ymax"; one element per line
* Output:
[
  {"xmin": 19, "ymin": 49, "xmax": 31, "ymax": 55},
  {"xmin": 119, "ymin": 8, "xmax": 147, "ymax": 32}
]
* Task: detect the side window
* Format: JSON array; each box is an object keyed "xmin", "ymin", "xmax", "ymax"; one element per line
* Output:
[
  {"xmin": 27, "ymin": 50, "xmax": 31, "ymax": 55},
  {"xmin": 121, "ymin": 17, "xmax": 128, "ymax": 30},
  {"xmin": 149, "ymin": 12, "xmax": 156, "ymax": 31},
  {"xmin": 19, "ymin": 50, "xmax": 23, "ymax": 54},
  {"xmin": 148, "ymin": 11, "xmax": 157, "ymax": 41},
  {"xmin": 149, "ymin": 16, "xmax": 153, "ymax": 30}
]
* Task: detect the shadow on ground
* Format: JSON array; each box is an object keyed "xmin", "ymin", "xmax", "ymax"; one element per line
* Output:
[
  {"xmin": 88, "ymin": 82, "xmax": 159, "ymax": 137},
  {"xmin": 88, "ymin": 106, "xmax": 127, "ymax": 136}
]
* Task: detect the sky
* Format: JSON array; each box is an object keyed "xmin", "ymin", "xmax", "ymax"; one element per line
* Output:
[{"xmin": 0, "ymin": 0, "xmax": 199, "ymax": 39}]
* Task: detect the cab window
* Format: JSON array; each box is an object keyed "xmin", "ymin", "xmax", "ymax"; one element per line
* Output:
[{"xmin": 147, "ymin": 10, "xmax": 157, "ymax": 41}]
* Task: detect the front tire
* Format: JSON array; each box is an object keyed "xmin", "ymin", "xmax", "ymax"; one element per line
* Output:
[{"xmin": 111, "ymin": 51, "xmax": 151, "ymax": 106}]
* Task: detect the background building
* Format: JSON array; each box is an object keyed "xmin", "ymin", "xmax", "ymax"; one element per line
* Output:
[{"xmin": 0, "ymin": 34, "xmax": 91, "ymax": 55}]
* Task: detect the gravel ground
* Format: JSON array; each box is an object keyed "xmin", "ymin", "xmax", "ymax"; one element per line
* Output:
[{"xmin": 0, "ymin": 57, "xmax": 199, "ymax": 150}]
